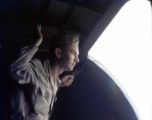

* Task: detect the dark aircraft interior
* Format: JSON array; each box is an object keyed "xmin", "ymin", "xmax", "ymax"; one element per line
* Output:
[{"xmin": 0, "ymin": 0, "xmax": 141, "ymax": 120}]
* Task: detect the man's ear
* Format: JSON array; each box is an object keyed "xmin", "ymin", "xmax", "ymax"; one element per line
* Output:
[{"xmin": 55, "ymin": 48, "xmax": 62, "ymax": 58}]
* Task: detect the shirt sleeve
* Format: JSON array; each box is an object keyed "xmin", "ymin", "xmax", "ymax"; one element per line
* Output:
[{"xmin": 9, "ymin": 45, "xmax": 38, "ymax": 84}]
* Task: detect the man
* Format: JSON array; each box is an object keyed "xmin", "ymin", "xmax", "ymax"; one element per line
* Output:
[{"xmin": 5, "ymin": 24, "xmax": 79, "ymax": 120}]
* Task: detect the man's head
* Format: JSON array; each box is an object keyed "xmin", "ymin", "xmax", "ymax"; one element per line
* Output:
[{"xmin": 49, "ymin": 33, "xmax": 79, "ymax": 71}]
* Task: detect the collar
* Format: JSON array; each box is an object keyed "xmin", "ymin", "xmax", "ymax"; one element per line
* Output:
[{"xmin": 43, "ymin": 59, "xmax": 61, "ymax": 85}]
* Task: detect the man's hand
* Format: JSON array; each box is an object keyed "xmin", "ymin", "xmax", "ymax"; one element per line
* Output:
[
  {"xmin": 32, "ymin": 23, "xmax": 43, "ymax": 47},
  {"xmin": 60, "ymin": 75, "xmax": 74, "ymax": 87}
]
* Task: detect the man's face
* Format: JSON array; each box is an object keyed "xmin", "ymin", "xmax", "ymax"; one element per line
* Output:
[{"xmin": 60, "ymin": 45, "xmax": 79, "ymax": 71}]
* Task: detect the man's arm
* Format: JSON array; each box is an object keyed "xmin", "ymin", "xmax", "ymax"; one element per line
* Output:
[
  {"xmin": 9, "ymin": 24, "xmax": 43, "ymax": 84},
  {"xmin": 33, "ymin": 23, "xmax": 43, "ymax": 47}
]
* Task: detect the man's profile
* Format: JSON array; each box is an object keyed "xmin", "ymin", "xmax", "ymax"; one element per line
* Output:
[{"xmin": 5, "ymin": 24, "xmax": 79, "ymax": 120}]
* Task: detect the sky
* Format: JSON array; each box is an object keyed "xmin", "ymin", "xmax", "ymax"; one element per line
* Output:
[{"xmin": 89, "ymin": 0, "xmax": 151, "ymax": 120}]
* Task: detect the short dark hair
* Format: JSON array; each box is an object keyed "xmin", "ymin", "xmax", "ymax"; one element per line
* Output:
[{"xmin": 48, "ymin": 44, "xmax": 68, "ymax": 62}]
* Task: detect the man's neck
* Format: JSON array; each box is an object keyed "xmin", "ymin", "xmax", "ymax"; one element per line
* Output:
[{"xmin": 50, "ymin": 63, "xmax": 63, "ymax": 81}]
